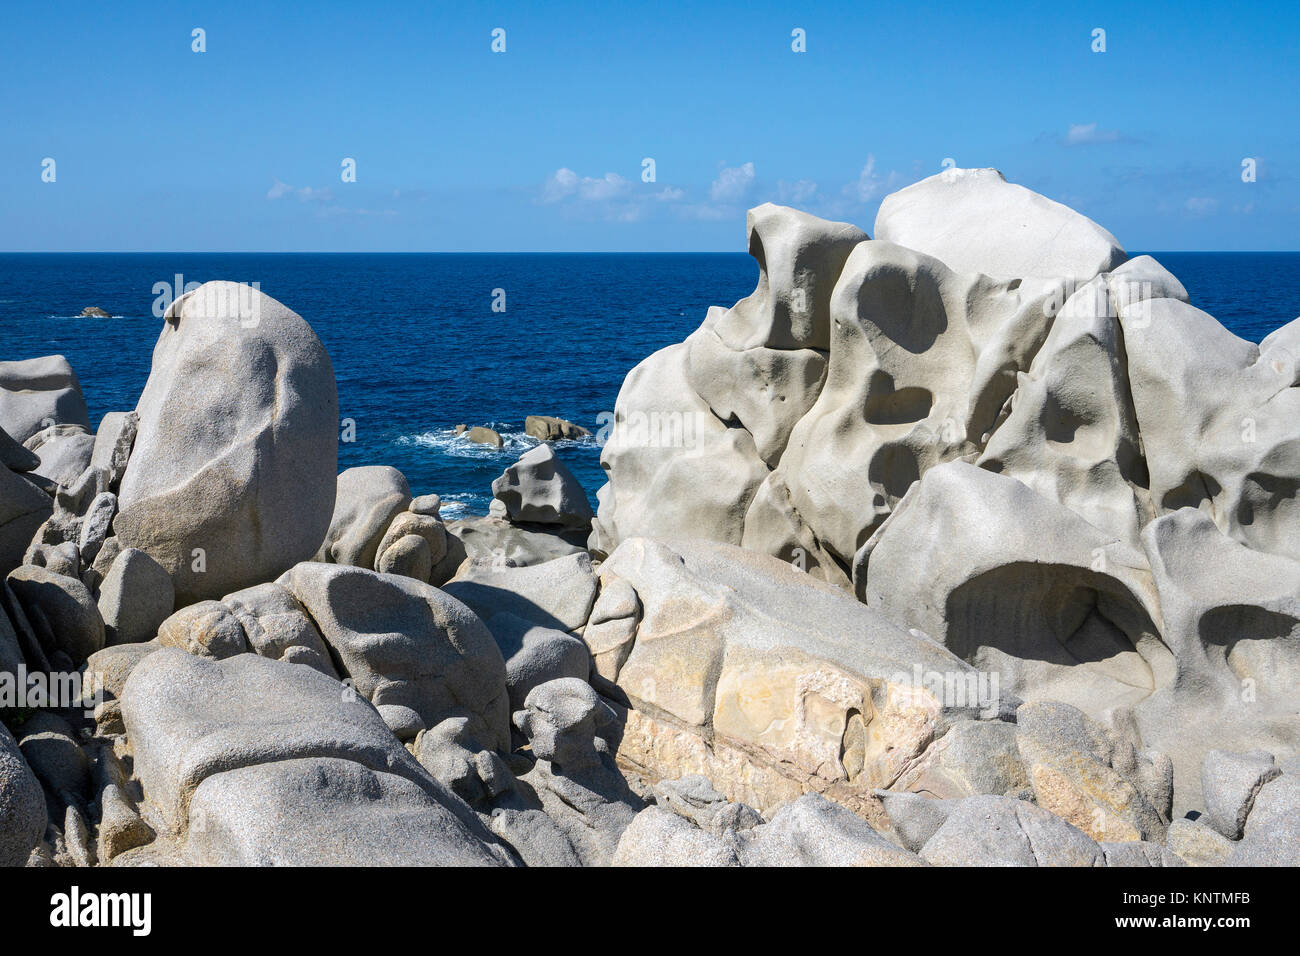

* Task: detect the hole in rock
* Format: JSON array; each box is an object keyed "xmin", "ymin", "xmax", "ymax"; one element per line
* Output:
[{"xmin": 942, "ymin": 563, "xmax": 1159, "ymax": 692}]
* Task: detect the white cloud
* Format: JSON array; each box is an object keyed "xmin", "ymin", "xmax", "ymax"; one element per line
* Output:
[
  {"xmin": 540, "ymin": 167, "xmax": 695, "ymax": 224},
  {"xmin": 542, "ymin": 168, "xmax": 580, "ymax": 202},
  {"xmin": 1185, "ymin": 196, "xmax": 1220, "ymax": 217},
  {"xmin": 542, "ymin": 168, "xmax": 636, "ymax": 204},
  {"xmin": 710, "ymin": 162, "xmax": 756, "ymax": 202},
  {"xmin": 850, "ymin": 156, "xmax": 882, "ymax": 201},
  {"xmin": 795, "ymin": 156, "xmax": 900, "ymax": 215},
  {"xmin": 1063, "ymin": 122, "xmax": 1123, "ymax": 146},
  {"xmin": 578, "ymin": 172, "xmax": 631, "ymax": 201},
  {"xmin": 267, "ymin": 178, "xmax": 334, "ymax": 202}
]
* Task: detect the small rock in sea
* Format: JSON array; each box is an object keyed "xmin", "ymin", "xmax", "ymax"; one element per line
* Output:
[
  {"xmin": 465, "ymin": 425, "xmax": 503, "ymax": 449},
  {"xmin": 78, "ymin": 307, "xmax": 111, "ymax": 318},
  {"xmin": 525, "ymin": 415, "xmax": 591, "ymax": 442}
]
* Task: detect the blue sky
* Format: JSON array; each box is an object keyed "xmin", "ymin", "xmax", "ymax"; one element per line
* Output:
[{"xmin": 2, "ymin": 0, "xmax": 1297, "ymax": 251}]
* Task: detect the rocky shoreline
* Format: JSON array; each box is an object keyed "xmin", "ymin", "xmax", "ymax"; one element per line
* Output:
[{"xmin": 1, "ymin": 168, "xmax": 1296, "ymax": 867}]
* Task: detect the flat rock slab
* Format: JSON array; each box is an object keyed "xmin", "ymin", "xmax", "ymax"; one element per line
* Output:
[
  {"xmin": 183, "ymin": 757, "xmax": 511, "ymax": 866},
  {"xmin": 445, "ymin": 552, "xmax": 598, "ymax": 633},
  {"xmin": 120, "ymin": 648, "xmax": 438, "ymax": 832}
]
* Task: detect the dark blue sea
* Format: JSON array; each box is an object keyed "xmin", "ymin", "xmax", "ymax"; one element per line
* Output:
[{"xmin": 2, "ymin": 252, "xmax": 1297, "ymax": 515}]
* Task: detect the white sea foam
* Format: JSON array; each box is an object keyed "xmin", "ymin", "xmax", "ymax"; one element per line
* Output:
[
  {"xmin": 397, "ymin": 425, "xmax": 601, "ymax": 459},
  {"xmin": 398, "ymin": 426, "xmax": 533, "ymax": 459},
  {"xmin": 436, "ymin": 492, "xmax": 486, "ymax": 518}
]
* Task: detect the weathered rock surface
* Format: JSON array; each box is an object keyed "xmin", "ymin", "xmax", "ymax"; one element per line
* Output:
[
  {"xmin": 1098, "ymin": 840, "xmax": 1186, "ymax": 867},
  {"xmin": 875, "ymin": 167, "xmax": 1126, "ymax": 281},
  {"xmin": 588, "ymin": 335, "xmax": 768, "ymax": 556},
  {"xmin": 1136, "ymin": 507, "xmax": 1300, "ymax": 811},
  {"xmin": 491, "ymin": 444, "xmax": 594, "ymax": 528},
  {"xmin": 650, "ymin": 774, "xmax": 762, "ymax": 836},
  {"xmin": 0, "ymin": 463, "xmax": 53, "ymax": 578},
  {"xmin": 579, "ymin": 173, "xmax": 1300, "ymax": 853},
  {"xmin": 889, "ymin": 718, "xmax": 1029, "ymax": 800},
  {"xmin": 17, "ymin": 711, "xmax": 90, "ymax": 806},
  {"xmin": 0, "ymin": 425, "xmax": 40, "ymax": 473},
  {"xmin": 76, "ymin": 491, "xmax": 115, "ymax": 564},
  {"xmin": 373, "ymin": 510, "xmax": 449, "ymax": 581},
  {"xmin": 858, "ymin": 461, "xmax": 1166, "ymax": 718},
  {"xmin": 114, "ymin": 282, "xmax": 338, "ymax": 605},
  {"xmin": 919, "ymin": 794, "xmax": 1105, "ymax": 867},
  {"xmin": 1015, "ymin": 700, "xmax": 1171, "ymax": 843},
  {"xmin": 279, "ymin": 562, "xmax": 511, "ymax": 748},
  {"xmin": 0, "ymin": 355, "xmax": 90, "ymax": 444},
  {"xmin": 89, "ymin": 411, "xmax": 138, "ymax": 490},
  {"xmin": 0, "ymin": 722, "xmax": 47, "ymax": 866},
  {"xmin": 97, "ymin": 782, "xmax": 154, "ymax": 863},
  {"xmin": 1200, "ymin": 749, "xmax": 1279, "ymax": 840},
  {"xmin": 975, "ymin": 259, "xmax": 1186, "ymax": 548},
  {"xmin": 5, "ymin": 564, "xmax": 105, "ymax": 664},
  {"xmin": 183, "ymin": 757, "xmax": 509, "ymax": 866},
  {"xmin": 503, "ymin": 678, "xmax": 642, "ymax": 866},
  {"xmin": 315, "ymin": 466, "xmax": 411, "ymax": 569},
  {"xmin": 486, "ymin": 611, "xmax": 591, "ymax": 712},
  {"xmin": 26, "ymin": 424, "xmax": 95, "ymax": 488},
  {"xmin": 444, "ymin": 552, "xmax": 599, "ymax": 634},
  {"xmin": 1165, "ymin": 817, "xmax": 1234, "ymax": 867},
  {"xmin": 157, "ymin": 600, "xmax": 250, "ymax": 659},
  {"xmin": 737, "ymin": 793, "xmax": 925, "ymax": 866},
  {"xmin": 96, "ymin": 547, "xmax": 174, "ymax": 645},
  {"xmin": 85, "ymin": 640, "xmax": 160, "ymax": 703},
  {"xmin": 414, "ymin": 715, "xmax": 512, "ymax": 799},
  {"xmin": 591, "ymin": 187, "xmax": 1087, "ymax": 588},
  {"xmin": 1226, "ymin": 769, "xmax": 1300, "ymax": 866},
  {"xmin": 119, "ymin": 648, "xmax": 513, "ymax": 865},
  {"xmin": 446, "ymin": 514, "xmax": 586, "ymax": 569},
  {"xmin": 596, "ymin": 537, "xmax": 980, "ymax": 822},
  {"xmin": 612, "ymin": 805, "xmax": 740, "ymax": 867}
]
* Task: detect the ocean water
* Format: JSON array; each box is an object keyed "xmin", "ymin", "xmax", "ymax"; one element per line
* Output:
[{"xmin": 1, "ymin": 252, "xmax": 1298, "ymax": 515}]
